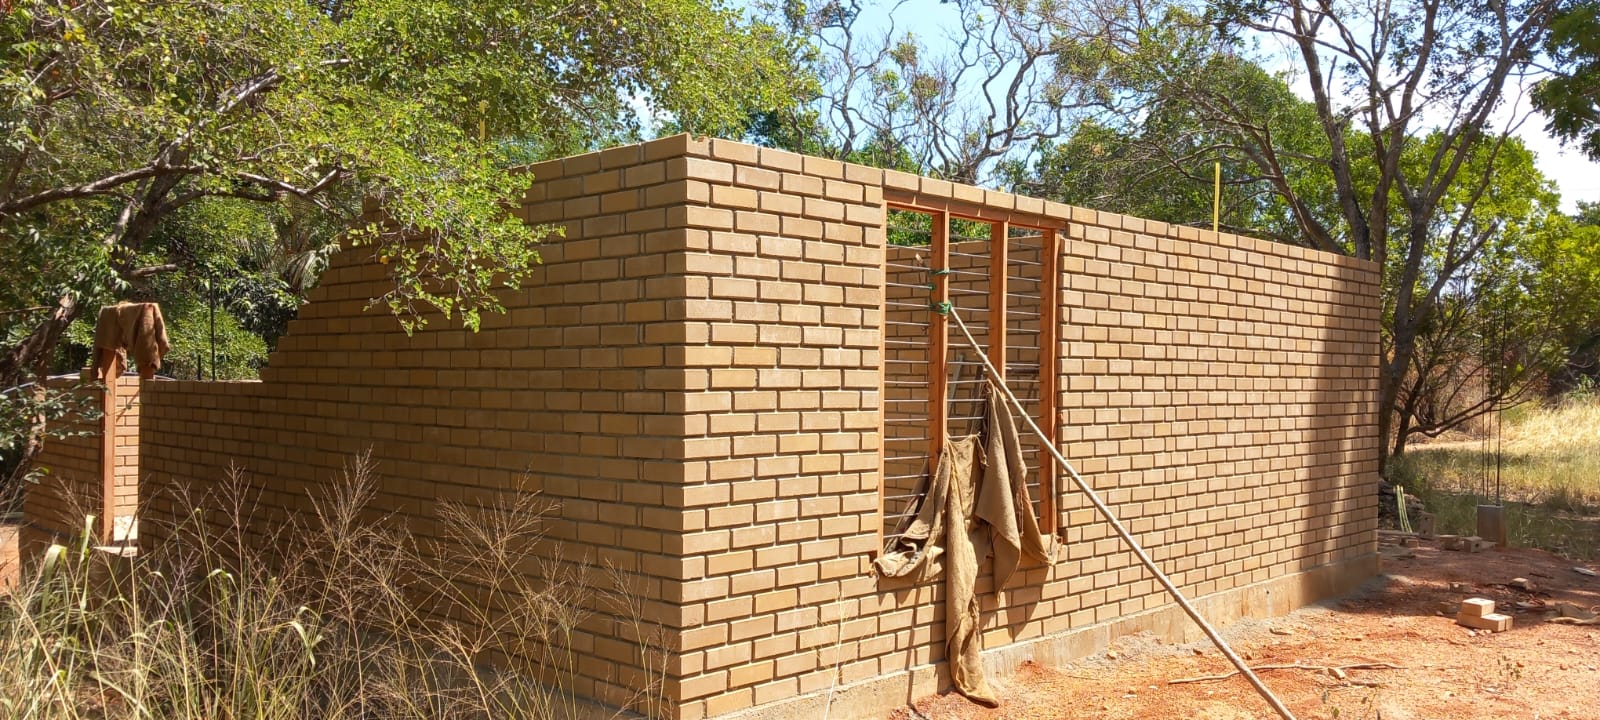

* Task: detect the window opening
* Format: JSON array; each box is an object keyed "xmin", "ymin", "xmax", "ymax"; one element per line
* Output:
[{"xmin": 879, "ymin": 206, "xmax": 1059, "ymax": 548}]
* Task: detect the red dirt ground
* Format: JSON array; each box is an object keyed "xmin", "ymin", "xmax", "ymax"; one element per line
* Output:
[
  {"xmin": 6, "ymin": 523, "xmax": 1598, "ymax": 719},
  {"xmin": 1, "ymin": 520, "xmax": 18, "ymax": 593},
  {"xmin": 895, "ymin": 540, "xmax": 1600, "ymax": 720}
]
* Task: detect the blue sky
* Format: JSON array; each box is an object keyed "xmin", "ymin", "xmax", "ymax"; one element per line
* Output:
[{"xmin": 814, "ymin": 0, "xmax": 1600, "ymax": 211}]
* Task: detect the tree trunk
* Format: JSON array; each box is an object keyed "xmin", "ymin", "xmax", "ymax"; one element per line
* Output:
[
  {"xmin": 0, "ymin": 293, "xmax": 80, "ymax": 392},
  {"xmin": 1379, "ymin": 313, "xmax": 1422, "ymax": 477},
  {"xmin": 1390, "ymin": 401, "xmax": 1413, "ymax": 464},
  {"xmin": 0, "ymin": 293, "xmax": 83, "ymax": 498}
]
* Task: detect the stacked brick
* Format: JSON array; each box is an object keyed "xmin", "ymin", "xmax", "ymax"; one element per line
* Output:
[
  {"xmin": 655, "ymin": 141, "xmax": 887, "ymax": 718},
  {"xmin": 137, "ymin": 136, "xmax": 733, "ymax": 711},
  {"xmin": 24, "ymin": 134, "xmax": 1379, "ymax": 720},
  {"xmin": 109, "ymin": 376, "xmax": 141, "ymax": 534},
  {"xmin": 25, "ymin": 374, "xmax": 143, "ymax": 550},
  {"xmin": 676, "ymin": 154, "xmax": 1378, "ymax": 719},
  {"xmin": 1050, "ymin": 207, "xmax": 1379, "ymax": 617}
]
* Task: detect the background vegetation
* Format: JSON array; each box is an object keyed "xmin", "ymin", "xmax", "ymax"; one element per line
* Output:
[
  {"xmin": 0, "ymin": 0, "xmax": 812, "ymax": 489},
  {"xmin": 3, "ymin": 458, "xmax": 666, "ymax": 719},
  {"xmin": 1389, "ymin": 392, "xmax": 1600, "ymax": 559},
  {"xmin": 4, "ymin": 0, "xmax": 1599, "ymax": 546},
  {"xmin": 759, "ymin": 0, "xmax": 1600, "ymax": 469},
  {"xmin": 3, "ymin": 0, "xmax": 1600, "ymax": 712}
]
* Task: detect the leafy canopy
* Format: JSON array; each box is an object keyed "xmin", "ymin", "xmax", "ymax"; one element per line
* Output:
[
  {"xmin": 0, "ymin": 0, "xmax": 807, "ymax": 482},
  {"xmin": 1534, "ymin": 2, "xmax": 1600, "ymax": 161},
  {"xmin": 0, "ymin": 0, "xmax": 805, "ymax": 341}
]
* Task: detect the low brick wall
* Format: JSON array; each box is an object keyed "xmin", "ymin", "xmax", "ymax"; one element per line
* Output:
[
  {"xmin": 25, "ymin": 373, "xmax": 143, "ymax": 551},
  {"xmin": 28, "ymin": 134, "xmax": 1379, "ymax": 720}
]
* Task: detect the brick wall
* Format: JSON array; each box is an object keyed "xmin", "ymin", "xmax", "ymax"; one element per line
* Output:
[
  {"xmin": 671, "ymin": 146, "xmax": 1379, "ymax": 719},
  {"xmin": 657, "ymin": 142, "xmax": 886, "ymax": 718},
  {"xmin": 139, "ymin": 135, "xmax": 720, "ymax": 712},
  {"xmin": 106, "ymin": 134, "xmax": 1377, "ymax": 720},
  {"xmin": 26, "ymin": 373, "xmax": 143, "ymax": 549}
]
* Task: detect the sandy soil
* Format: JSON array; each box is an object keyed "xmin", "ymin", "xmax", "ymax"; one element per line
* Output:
[
  {"xmin": 5, "ymin": 521, "xmax": 1597, "ymax": 719},
  {"xmin": 0, "ymin": 520, "xmax": 18, "ymax": 592},
  {"xmin": 895, "ymin": 540, "xmax": 1600, "ymax": 720}
]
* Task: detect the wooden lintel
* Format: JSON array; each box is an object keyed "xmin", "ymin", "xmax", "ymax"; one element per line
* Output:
[{"xmin": 885, "ymin": 194, "xmax": 1067, "ymax": 231}]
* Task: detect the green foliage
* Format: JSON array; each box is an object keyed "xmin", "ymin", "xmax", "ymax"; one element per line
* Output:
[
  {"xmin": 1534, "ymin": 2, "xmax": 1600, "ymax": 161},
  {"xmin": 1023, "ymin": 14, "xmax": 1348, "ymax": 247},
  {"xmin": 1523, "ymin": 205, "xmax": 1600, "ymax": 393},
  {"xmin": 1017, "ymin": 67, "xmax": 1583, "ymax": 448},
  {"xmin": 0, "ymin": 381, "xmax": 100, "ymax": 491},
  {"xmin": 1002, "ymin": 0, "xmax": 1574, "ymax": 460},
  {"xmin": 1384, "ymin": 136, "xmax": 1578, "ymax": 446},
  {"xmin": 0, "ymin": 0, "xmax": 808, "ymax": 376},
  {"xmin": 62, "ymin": 277, "xmax": 271, "ymax": 381},
  {"xmin": 886, "ymin": 208, "xmax": 934, "ymax": 247}
]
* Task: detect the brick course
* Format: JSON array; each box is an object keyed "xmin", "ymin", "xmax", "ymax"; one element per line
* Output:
[
  {"xmin": 26, "ymin": 373, "xmax": 143, "ymax": 548},
  {"xmin": 25, "ymin": 134, "xmax": 1380, "ymax": 720}
]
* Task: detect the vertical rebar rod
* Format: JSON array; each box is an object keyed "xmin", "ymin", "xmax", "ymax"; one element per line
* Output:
[{"xmin": 208, "ymin": 273, "xmax": 217, "ymax": 381}]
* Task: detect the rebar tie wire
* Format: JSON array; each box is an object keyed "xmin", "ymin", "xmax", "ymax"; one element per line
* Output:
[{"xmin": 942, "ymin": 305, "xmax": 1300, "ymax": 720}]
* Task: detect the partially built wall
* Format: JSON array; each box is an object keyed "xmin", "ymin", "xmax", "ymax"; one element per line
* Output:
[
  {"xmin": 23, "ymin": 373, "xmax": 142, "ymax": 548},
  {"xmin": 27, "ymin": 134, "xmax": 1381, "ymax": 720}
]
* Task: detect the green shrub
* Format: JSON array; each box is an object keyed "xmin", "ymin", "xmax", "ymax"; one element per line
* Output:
[{"xmin": 1390, "ymin": 398, "xmax": 1600, "ymax": 561}]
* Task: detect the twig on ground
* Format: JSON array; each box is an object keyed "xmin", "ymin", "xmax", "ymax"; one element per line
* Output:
[{"xmin": 1169, "ymin": 662, "xmax": 1404, "ymax": 685}]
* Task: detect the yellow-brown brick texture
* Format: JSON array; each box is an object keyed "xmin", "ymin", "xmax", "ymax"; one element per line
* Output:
[
  {"xmin": 37, "ymin": 134, "xmax": 1380, "ymax": 720},
  {"xmin": 138, "ymin": 136, "xmax": 719, "ymax": 713},
  {"xmin": 26, "ymin": 374, "xmax": 143, "ymax": 550},
  {"xmin": 674, "ymin": 143, "xmax": 1379, "ymax": 720}
]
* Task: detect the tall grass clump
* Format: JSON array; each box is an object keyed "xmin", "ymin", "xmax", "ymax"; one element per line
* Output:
[
  {"xmin": 0, "ymin": 454, "xmax": 667, "ymax": 720},
  {"xmin": 1392, "ymin": 395, "xmax": 1600, "ymax": 560}
]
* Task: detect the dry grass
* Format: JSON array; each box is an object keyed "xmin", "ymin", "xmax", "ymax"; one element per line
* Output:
[
  {"xmin": 1391, "ymin": 395, "xmax": 1600, "ymax": 560},
  {"xmin": 0, "ymin": 454, "xmax": 666, "ymax": 720}
]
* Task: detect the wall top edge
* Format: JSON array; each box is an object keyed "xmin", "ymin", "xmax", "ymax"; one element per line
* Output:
[{"xmin": 516, "ymin": 133, "xmax": 1381, "ymax": 278}]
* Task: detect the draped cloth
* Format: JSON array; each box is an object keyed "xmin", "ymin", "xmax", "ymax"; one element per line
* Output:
[
  {"xmin": 873, "ymin": 381, "xmax": 1057, "ymax": 707},
  {"xmin": 91, "ymin": 302, "xmax": 170, "ymax": 380}
]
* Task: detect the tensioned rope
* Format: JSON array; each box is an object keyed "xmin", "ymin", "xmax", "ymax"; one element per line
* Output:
[{"xmin": 943, "ymin": 305, "xmax": 1300, "ymax": 720}]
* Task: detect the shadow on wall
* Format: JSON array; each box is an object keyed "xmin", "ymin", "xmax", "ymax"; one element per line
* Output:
[{"xmin": 1295, "ymin": 258, "xmax": 1382, "ymax": 607}]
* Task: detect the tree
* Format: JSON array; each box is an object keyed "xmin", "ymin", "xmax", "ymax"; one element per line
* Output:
[
  {"xmin": 1042, "ymin": 0, "xmax": 1564, "ymax": 467},
  {"xmin": 1386, "ymin": 136, "xmax": 1571, "ymax": 454},
  {"xmin": 1525, "ymin": 204, "xmax": 1600, "ymax": 394},
  {"xmin": 0, "ymin": 0, "xmax": 807, "ymax": 484},
  {"xmin": 1533, "ymin": 2, "xmax": 1600, "ymax": 160},
  {"xmin": 1012, "ymin": 65, "xmax": 1582, "ymax": 456},
  {"xmin": 762, "ymin": 0, "xmax": 1115, "ymax": 182},
  {"xmin": 998, "ymin": 53, "xmax": 1336, "ymax": 246}
]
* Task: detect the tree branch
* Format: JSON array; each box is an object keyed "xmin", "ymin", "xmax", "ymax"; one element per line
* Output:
[
  {"xmin": 126, "ymin": 263, "xmax": 181, "ymax": 279},
  {"xmin": 0, "ymin": 164, "xmax": 201, "ymax": 217},
  {"xmin": 236, "ymin": 168, "xmax": 345, "ymax": 200}
]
